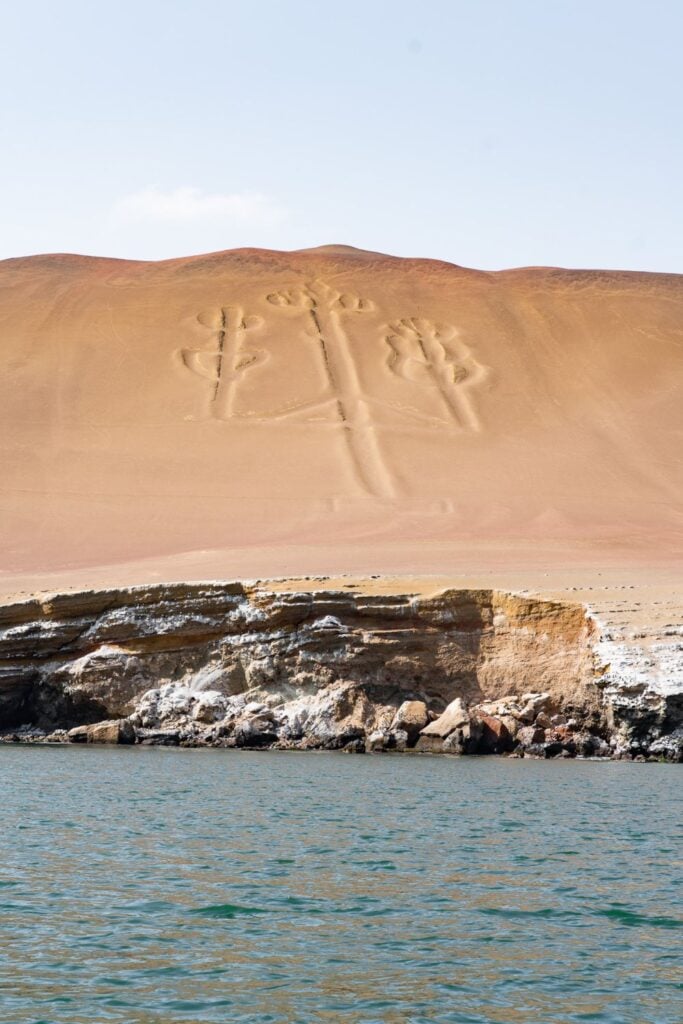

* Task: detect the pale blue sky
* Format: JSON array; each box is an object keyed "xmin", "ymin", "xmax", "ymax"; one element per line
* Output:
[{"xmin": 1, "ymin": 0, "xmax": 681, "ymax": 271}]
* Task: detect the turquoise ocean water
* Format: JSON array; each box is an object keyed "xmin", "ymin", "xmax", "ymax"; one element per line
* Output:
[{"xmin": 0, "ymin": 747, "xmax": 681, "ymax": 1023}]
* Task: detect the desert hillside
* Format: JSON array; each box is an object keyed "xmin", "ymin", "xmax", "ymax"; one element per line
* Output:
[{"xmin": 1, "ymin": 245, "xmax": 681, "ymax": 588}]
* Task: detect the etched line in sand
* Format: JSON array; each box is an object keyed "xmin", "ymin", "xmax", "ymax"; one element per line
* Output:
[
  {"xmin": 181, "ymin": 306, "xmax": 265, "ymax": 419},
  {"xmin": 386, "ymin": 318, "xmax": 488, "ymax": 431},
  {"xmin": 266, "ymin": 279, "xmax": 396, "ymax": 499},
  {"xmin": 179, "ymin": 292, "xmax": 485, "ymax": 496}
]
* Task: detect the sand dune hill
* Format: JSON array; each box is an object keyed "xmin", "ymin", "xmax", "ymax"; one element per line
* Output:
[{"xmin": 0, "ymin": 245, "xmax": 681, "ymax": 589}]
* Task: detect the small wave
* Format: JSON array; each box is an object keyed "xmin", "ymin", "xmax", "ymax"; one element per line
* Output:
[
  {"xmin": 595, "ymin": 907, "xmax": 683, "ymax": 929},
  {"xmin": 479, "ymin": 907, "xmax": 572, "ymax": 920},
  {"xmin": 121, "ymin": 899, "xmax": 176, "ymax": 914},
  {"xmin": 189, "ymin": 903, "xmax": 266, "ymax": 919}
]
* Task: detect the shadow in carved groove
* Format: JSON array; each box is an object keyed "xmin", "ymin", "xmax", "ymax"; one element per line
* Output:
[
  {"xmin": 385, "ymin": 318, "xmax": 488, "ymax": 432},
  {"xmin": 265, "ymin": 279, "xmax": 395, "ymax": 498},
  {"xmin": 181, "ymin": 306, "xmax": 266, "ymax": 421},
  {"xmin": 180, "ymin": 282, "xmax": 488, "ymax": 498}
]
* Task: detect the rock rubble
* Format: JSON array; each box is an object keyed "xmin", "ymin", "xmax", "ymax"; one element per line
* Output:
[{"xmin": 0, "ymin": 581, "xmax": 680, "ymax": 760}]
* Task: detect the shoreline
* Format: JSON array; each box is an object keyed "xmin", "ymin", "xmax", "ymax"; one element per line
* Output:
[
  {"xmin": 0, "ymin": 734, "xmax": 678, "ymax": 763},
  {"xmin": 1, "ymin": 577, "xmax": 681, "ymax": 763}
]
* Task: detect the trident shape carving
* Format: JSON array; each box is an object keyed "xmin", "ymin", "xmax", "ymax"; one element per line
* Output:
[
  {"xmin": 266, "ymin": 279, "xmax": 396, "ymax": 498},
  {"xmin": 181, "ymin": 306, "xmax": 265, "ymax": 420},
  {"xmin": 180, "ymin": 285, "xmax": 488, "ymax": 500}
]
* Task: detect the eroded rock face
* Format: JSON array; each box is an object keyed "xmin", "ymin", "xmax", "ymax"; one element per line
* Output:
[{"xmin": 0, "ymin": 581, "xmax": 680, "ymax": 759}]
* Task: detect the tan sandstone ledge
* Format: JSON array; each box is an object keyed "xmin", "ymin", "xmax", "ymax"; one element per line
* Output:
[{"xmin": 0, "ymin": 577, "xmax": 681, "ymax": 760}]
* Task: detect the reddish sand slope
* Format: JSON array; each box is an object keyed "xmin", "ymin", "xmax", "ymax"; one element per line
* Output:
[{"xmin": 0, "ymin": 244, "xmax": 681, "ymax": 590}]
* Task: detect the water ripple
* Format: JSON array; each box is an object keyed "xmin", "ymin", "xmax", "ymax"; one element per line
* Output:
[{"xmin": 0, "ymin": 746, "xmax": 680, "ymax": 1023}]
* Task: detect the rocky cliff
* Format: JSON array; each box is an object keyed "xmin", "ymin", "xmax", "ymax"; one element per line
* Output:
[{"xmin": 0, "ymin": 581, "xmax": 680, "ymax": 759}]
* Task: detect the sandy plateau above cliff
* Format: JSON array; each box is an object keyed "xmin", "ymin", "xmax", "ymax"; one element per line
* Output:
[{"xmin": 0, "ymin": 244, "xmax": 681, "ymax": 601}]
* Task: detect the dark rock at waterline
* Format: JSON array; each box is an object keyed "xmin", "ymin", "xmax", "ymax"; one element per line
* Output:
[
  {"xmin": 342, "ymin": 738, "xmax": 366, "ymax": 754},
  {"xmin": 478, "ymin": 713, "xmax": 514, "ymax": 754},
  {"xmin": 234, "ymin": 718, "xmax": 278, "ymax": 748},
  {"xmin": 442, "ymin": 719, "xmax": 483, "ymax": 755},
  {"xmin": 517, "ymin": 725, "xmax": 546, "ymax": 747},
  {"xmin": 414, "ymin": 733, "xmax": 447, "ymax": 754},
  {"xmin": 137, "ymin": 729, "xmax": 180, "ymax": 746}
]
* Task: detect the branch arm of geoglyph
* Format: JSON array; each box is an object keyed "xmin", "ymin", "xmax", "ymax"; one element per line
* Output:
[
  {"xmin": 181, "ymin": 349, "xmax": 218, "ymax": 381},
  {"xmin": 267, "ymin": 280, "xmax": 374, "ymax": 315},
  {"xmin": 228, "ymin": 395, "xmax": 337, "ymax": 422}
]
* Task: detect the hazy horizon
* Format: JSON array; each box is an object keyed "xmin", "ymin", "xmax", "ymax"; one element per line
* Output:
[{"xmin": 4, "ymin": 242, "xmax": 683, "ymax": 277}]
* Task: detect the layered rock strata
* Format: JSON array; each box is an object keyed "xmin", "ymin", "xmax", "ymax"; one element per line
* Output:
[{"xmin": 0, "ymin": 581, "xmax": 680, "ymax": 760}]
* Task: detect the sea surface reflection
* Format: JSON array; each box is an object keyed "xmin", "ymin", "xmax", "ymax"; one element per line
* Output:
[{"xmin": 1, "ymin": 747, "xmax": 681, "ymax": 1023}]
